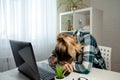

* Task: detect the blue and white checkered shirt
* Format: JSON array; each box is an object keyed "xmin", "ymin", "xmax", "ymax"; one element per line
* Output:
[{"xmin": 73, "ymin": 30, "xmax": 106, "ymax": 74}]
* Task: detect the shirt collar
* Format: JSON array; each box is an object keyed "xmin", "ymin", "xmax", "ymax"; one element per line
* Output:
[
  {"xmin": 80, "ymin": 31, "xmax": 89, "ymax": 37},
  {"xmin": 73, "ymin": 30, "xmax": 89, "ymax": 43}
]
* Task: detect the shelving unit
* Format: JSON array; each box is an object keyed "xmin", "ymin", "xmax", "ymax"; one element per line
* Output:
[{"xmin": 59, "ymin": 7, "xmax": 103, "ymax": 44}]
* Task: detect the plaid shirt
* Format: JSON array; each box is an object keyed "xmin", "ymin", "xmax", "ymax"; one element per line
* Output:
[{"xmin": 73, "ymin": 30, "xmax": 106, "ymax": 74}]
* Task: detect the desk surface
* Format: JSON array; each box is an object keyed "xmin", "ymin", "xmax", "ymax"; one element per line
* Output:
[{"xmin": 0, "ymin": 60, "xmax": 120, "ymax": 80}]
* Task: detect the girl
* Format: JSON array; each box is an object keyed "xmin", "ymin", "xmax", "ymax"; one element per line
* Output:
[{"xmin": 49, "ymin": 30, "xmax": 106, "ymax": 74}]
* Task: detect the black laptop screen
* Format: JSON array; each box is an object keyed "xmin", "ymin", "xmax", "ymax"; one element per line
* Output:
[{"xmin": 9, "ymin": 40, "xmax": 40, "ymax": 80}]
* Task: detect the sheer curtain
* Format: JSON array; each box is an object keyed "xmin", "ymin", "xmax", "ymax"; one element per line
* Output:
[{"xmin": 0, "ymin": 0, "xmax": 57, "ymax": 61}]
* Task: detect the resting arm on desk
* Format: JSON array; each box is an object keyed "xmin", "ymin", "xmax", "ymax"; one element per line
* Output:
[
  {"xmin": 74, "ymin": 34, "xmax": 107, "ymax": 74},
  {"xmin": 74, "ymin": 38, "xmax": 94, "ymax": 74},
  {"xmin": 48, "ymin": 50, "xmax": 57, "ymax": 70},
  {"xmin": 48, "ymin": 50, "xmax": 73, "ymax": 72},
  {"xmin": 48, "ymin": 49, "xmax": 94, "ymax": 74},
  {"xmin": 74, "ymin": 52, "xmax": 94, "ymax": 74}
]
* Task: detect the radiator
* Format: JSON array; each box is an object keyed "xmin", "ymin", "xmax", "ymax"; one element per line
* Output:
[{"xmin": 0, "ymin": 57, "xmax": 16, "ymax": 72}]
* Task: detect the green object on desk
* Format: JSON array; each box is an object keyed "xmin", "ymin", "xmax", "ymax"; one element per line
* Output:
[{"xmin": 55, "ymin": 65, "xmax": 65, "ymax": 79}]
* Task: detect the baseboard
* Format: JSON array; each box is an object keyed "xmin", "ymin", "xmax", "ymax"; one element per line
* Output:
[{"xmin": 112, "ymin": 64, "xmax": 120, "ymax": 72}]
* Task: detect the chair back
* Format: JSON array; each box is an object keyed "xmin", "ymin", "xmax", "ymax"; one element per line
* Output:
[{"xmin": 98, "ymin": 46, "xmax": 112, "ymax": 70}]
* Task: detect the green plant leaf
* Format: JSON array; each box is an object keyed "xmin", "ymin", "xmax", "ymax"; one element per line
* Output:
[{"xmin": 55, "ymin": 65, "xmax": 65, "ymax": 79}]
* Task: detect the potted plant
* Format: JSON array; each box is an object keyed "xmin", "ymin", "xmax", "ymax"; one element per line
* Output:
[
  {"xmin": 67, "ymin": 20, "xmax": 73, "ymax": 31},
  {"xmin": 57, "ymin": 0, "xmax": 79, "ymax": 11},
  {"xmin": 69, "ymin": 0, "xmax": 78, "ymax": 10},
  {"xmin": 69, "ymin": 0, "xmax": 89, "ymax": 10},
  {"xmin": 55, "ymin": 65, "xmax": 66, "ymax": 80},
  {"xmin": 57, "ymin": 0, "xmax": 88, "ymax": 11}
]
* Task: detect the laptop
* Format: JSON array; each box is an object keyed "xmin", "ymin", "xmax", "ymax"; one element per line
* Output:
[{"xmin": 9, "ymin": 40, "xmax": 55, "ymax": 80}]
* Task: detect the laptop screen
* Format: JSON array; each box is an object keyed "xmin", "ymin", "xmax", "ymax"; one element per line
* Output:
[{"xmin": 9, "ymin": 40, "xmax": 40, "ymax": 80}]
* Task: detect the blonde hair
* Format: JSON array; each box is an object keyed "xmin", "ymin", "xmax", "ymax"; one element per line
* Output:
[{"xmin": 55, "ymin": 33, "xmax": 83, "ymax": 62}]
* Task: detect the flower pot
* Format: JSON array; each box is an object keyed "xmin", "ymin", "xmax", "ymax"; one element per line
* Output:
[
  {"xmin": 54, "ymin": 76, "xmax": 64, "ymax": 80},
  {"xmin": 71, "ymin": 6, "xmax": 77, "ymax": 11}
]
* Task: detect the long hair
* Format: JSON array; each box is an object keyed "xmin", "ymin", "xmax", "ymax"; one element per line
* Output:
[{"xmin": 55, "ymin": 33, "xmax": 83, "ymax": 63}]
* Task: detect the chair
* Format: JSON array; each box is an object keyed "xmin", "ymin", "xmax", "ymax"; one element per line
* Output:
[{"xmin": 98, "ymin": 46, "xmax": 112, "ymax": 70}]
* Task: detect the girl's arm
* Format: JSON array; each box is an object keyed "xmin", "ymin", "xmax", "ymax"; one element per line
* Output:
[
  {"xmin": 48, "ymin": 50, "xmax": 57, "ymax": 69},
  {"xmin": 74, "ymin": 35, "xmax": 95, "ymax": 74}
]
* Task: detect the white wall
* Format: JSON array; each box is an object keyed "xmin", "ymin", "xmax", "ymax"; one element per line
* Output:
[{"xmin": 90, "ymin": 0, "xmax": 120, "ymax": 72}]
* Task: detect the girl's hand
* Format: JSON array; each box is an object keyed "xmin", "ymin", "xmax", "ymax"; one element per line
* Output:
[
  {"xmin": 49, "ymin": 56, "xmax": 57, "ymax": 67},
  {"xmin": 63, "ymin": 62, "xmax": 73, "ymax": 72}
]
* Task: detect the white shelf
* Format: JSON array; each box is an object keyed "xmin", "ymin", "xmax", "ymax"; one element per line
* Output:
[{"xmin": 59, "ymin": 7, "xmax": 103, "ymax": 45}]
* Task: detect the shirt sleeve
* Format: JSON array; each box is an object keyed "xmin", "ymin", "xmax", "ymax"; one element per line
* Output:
[
  {"xmin": 74, "ymin": 35, "xmax": 95, "ymax": 74},
  {"xmin": 48, "ymin": 50, "xmax": 57, "ymax": 70}
]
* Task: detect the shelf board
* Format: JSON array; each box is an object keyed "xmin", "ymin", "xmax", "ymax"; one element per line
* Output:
[
  {"xmin": 60, "ymin": 30, "xmax": 74, "ymax": 33},
  {"xmin": 60, "ymin": 7, "xmax": 93, "ymax": 16}
]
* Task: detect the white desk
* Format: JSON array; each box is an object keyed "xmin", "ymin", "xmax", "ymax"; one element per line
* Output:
[
  {"xmin": 0, "ymin": 68, "xmax": 29, "ymax": 80},
  {"xmin": 65, "ymin": 68, "xmax": 120, "ymax": 80},
  {"xmin": 0, "ymin": 60, "xmax": 120, "ymax": 80}
]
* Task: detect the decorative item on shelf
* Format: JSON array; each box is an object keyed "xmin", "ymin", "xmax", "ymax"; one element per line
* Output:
[
  {"xmin": 67, "ymin": 20, "xmax": 73, "ymax": 31},
  {"xmin": 55, "ymin": 65, "xmax": 65, "ymax": 80},
  {"xmin": 82, "ymin": 25, "xmax": 90, "ymax": 33},
  {"xmin": 79, "ymin": 19, "xmax": 83, "ymax": 29}
]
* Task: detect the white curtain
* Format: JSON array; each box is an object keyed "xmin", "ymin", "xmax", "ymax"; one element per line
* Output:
[{"xmin": 0, "ymin": 0, "xmax": 57, "ymax": 61}]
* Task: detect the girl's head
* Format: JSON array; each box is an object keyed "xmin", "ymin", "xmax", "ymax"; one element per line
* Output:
[{"xmin": 55, "ymin": 33, "xmax": 82, "ymax": 64}]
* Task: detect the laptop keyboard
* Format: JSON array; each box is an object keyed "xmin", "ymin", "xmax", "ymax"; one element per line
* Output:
[
  {"xmin": 38, "ymin": 67, "xmax": 55, "ymax": 80},
  {"xmin": 39, "ymin": 69, "xmax": 55, "ymax": 80},
  {"xmin": 37, "ymin": 63, "xmax": 55, "ymax": 80}
]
